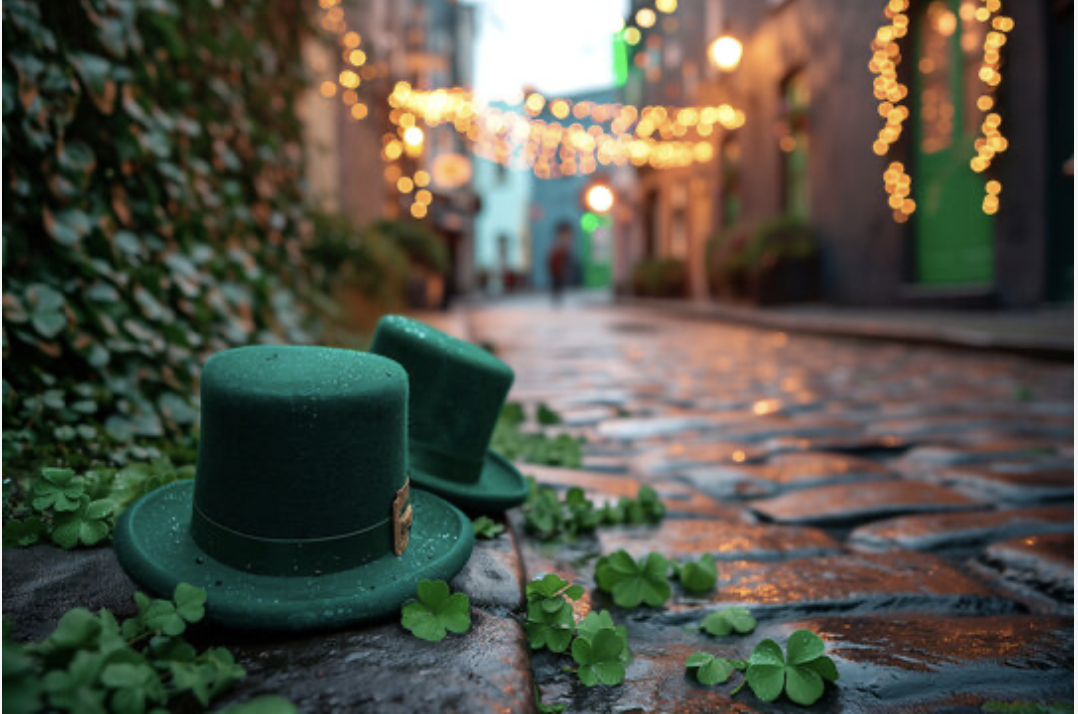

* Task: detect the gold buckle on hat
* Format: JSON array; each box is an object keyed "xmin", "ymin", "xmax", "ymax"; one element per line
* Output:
[{"xmin": 393, "ymin": 478, "xmax": 414, "ymax": 556}]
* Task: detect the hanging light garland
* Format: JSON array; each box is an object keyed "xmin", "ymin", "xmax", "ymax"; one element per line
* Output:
[
  {"xmin": 872, "ymin": 0, "xmax": 1013, "ymax": 222},
  {"xmin": 870, "ymin": 0, "xmax": 915, "ymax": 223},
  {"xmin": 970, "ymin": 1, "xmax": 1014, "ymax": 216},
  {"xmin": 313, "ymin": 0, "xmax": 744, "ymax": 190}
]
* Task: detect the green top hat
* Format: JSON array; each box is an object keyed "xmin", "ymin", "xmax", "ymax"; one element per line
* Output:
[
  {"xmin": 113, "ymin": 345, "xmax": 474, "ymax": 631},
  {"xmin": 369, "ymin": 315, "xmax": 528, "ymax": 514}
]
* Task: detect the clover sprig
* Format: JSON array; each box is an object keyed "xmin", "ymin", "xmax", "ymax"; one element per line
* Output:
[
  {"xmin": 685, "ymin": 629, "xmax": 839, "ymax": 707},
  {"xmin": 400, "ymin": 580, "xmax": 472, "ymax": 643}
]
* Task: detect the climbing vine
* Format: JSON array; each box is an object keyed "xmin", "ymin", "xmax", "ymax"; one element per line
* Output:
[{"xmin": 2, "ymin": 0, "xmax": 316, "ymax": 474}]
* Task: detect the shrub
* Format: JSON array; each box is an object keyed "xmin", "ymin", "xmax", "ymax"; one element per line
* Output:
[
  {"xmin": 706, "ymin": 223, "xmax": 755, "ymax": 298},
  {"xmin": 306, "ymin": 212, "xmax": 410, "ymax": 308},
  {"xmin": 365, "ymin": 219, "xmax": 449, "ymax": 274},
  {"xmin": 743, "ymin": 217, "xmax": 816, "ymax": 273},
  {"xmin": 631, "ymin": 258, "xmax": 688, "ymax": 298}
]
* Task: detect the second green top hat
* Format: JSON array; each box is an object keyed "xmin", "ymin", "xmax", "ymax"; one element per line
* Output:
[{"xmin": 370, "ymin": 315, "xmax": 528, "ymax": 514}]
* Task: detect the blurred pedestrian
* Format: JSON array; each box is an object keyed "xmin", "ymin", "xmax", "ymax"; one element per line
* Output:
[{"xmin": 547, "ymin": 222, "xmax": 572, "ymax": 305}]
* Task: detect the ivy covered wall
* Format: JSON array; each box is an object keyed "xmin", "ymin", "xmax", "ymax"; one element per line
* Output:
[{"xmin": 2, "ymin": 0, "xmax": 317, "ymax": 468}]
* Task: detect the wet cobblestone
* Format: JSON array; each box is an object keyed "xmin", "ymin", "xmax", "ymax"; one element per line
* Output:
[{"xmin": 467, "ymin": 303, "xmax": 1073, "ymax": 713}]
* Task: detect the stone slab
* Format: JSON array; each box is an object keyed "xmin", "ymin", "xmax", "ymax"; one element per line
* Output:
[
  {"xmin": 849, "ymin": 506, "xmax": 1075, "ymax": 552},
  {"xmin": 750, "ymin": 481, "xmax": 982, "ymax": 526},
  {"xmin": 979, "ymin": 533, "xmax": 1074, "ymax": 611},
  {"xmin": 598, "ymin": 519, "xmax": 841, "ymax": 563}
]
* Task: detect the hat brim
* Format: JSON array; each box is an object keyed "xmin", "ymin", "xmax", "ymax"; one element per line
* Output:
[
  {"xmin": 411, "ymin": 450, "xmax": 528, "ymax": 515},
  {"xmin": 113, "ymin": 480, "xmax": 474, "ymax": 631}
]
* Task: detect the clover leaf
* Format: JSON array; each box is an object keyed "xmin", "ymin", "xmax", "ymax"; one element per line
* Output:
[
  {"xmin": 101, "ymin": 661, "xmax": 169, "ymax": 713},
  {"xmin": 400, "ymin": 579, "xmax": 471, "ymax": 642},
  {"xmin": 685, "ymin": 652, "xmax": 736, "ymax": 686},
  {"xmin": 31, "ymin": 467, "xmax": 84, "ymax": 512},
  {"xmin": 734, "ymin": 630, "xmax": 838, "ymax": 706},
  {"xmin": 574, "ymin": 610, "xmax": 630, "ymax": 663},
  {"xmin": 700, "ymin": 607, "xmax": 756, "ymax": 637},
  {"xmin": 524, "ymin": 574, "xmax": 584, "ymax": 653},
  {"xmin": 472, "ymin": 516, "xmax": 505, "ymax": 540},
  {"xmin": 676, "ymin": 554, "xmax": 717, "ymax": 593},
  {"xmin": 3, "ymin": 517, "xmax": 45, "ymax": 547},
  {"xmin": 49, "ymin": 496, "xmax": 114, "ymax": 549},
  {"xmin": 595, "ymin": 550, "xmax": 671, "ymax": 608},
  {"xmin": 171, "ymin": 648, "xmax": 246, "ymax": 707},
  {"xmin": 536, "ymin": 403, "xmax": 562, "ymax": 425},
  {"xmin": 534, "ymin": 686, "xmax": 567, "ymax": 714},
  {"xmin": 125, "ymin": 585, "xmax": 206, "ymax": 638},
  {"xmin": 219, "ymin": 695, "xmax": 299, "ymax": 714},
  {"xmin": 571, "ymin": 628, "xmax": 627, "ymax": 687}
]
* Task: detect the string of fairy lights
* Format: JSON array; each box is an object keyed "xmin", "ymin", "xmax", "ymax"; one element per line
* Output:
[
  {"xmin": 314, "ymin": 0, "xmax": 745, "ymax": 219},
  {"xmin": 871, "ymin": 0, "xmax": 1013, "ymax": 223}
]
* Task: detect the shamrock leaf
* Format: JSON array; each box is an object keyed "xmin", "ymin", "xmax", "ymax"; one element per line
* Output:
[
  {"xmin": 171, "ymin": 648, "xmax": 246, "ymax": 707},
  {"xmin": 42, "ymin": 649, "xmax": 107, "ymax": 712},
  {"xmin": 101, "ymin": 662, "xmax": 168, "ymax": 713},
  {"xmin": 536, "ymin": 403, "xmax": 562, "ymax": 425},
  {"xmin": 685, "ymin": 652, "xmax": 736, "ymax": 686},
  {"xmin": 575, "ymin": 610, "xmax": 630, "ymax": 663},
  {"xmin": 700, "ymin": 607, "xmax": 756, "ymax": 637},
  {"xmin": 534, "ymin": 686, "xmax": 566, "ymax": 714},
  {"xmin": 595, "ymin": 550, "xmax": 671, "ymax": 608},
  {"xmin": 524, "ymin": 574, "xmax": 583, "ymax": 654},
  {"xmin": 46, "ymin": 608, "xmax": 104, "ymax": 651},
  {"xmin": 632, "ymin": 485, "xmax": 665, "ymax": 524},
  {"xmin": 173, "ymin": 583, "xmax": 207, "ymax": 624},
  {"xmin": 571, "ymin": 628, "xmax": 627, "ymax": 687},
  {"xmin": 31, "ymin": 467, "xmax": 84, "ymax": 512},
  {"xmin": 676, "ymin": 554, "xmax": 717, "ymax": 593},
  {"xmin": 50, "ymin": 496, "xmax": 114, "ymax": 549},
  {"xmin": 472, "ymin": 516, "xmax": 505, "ymax": 540},
  {"xmin": 522, "ymin": 482, "xmax": 567, "ymax": 540},
  {"xmin": 3, "ymin": 516, "xmax": 45, "ymax": 546},
  {"xmin": 400, "ymin": 579, "xmax": 471, "ymax": 642},
  {"xmin": 737, "ymin": 630, "xmax": 838, "ymax": 706},
  {"xmin": 219, "ymin": 696, "xmax": 299, "ymax": 714}
]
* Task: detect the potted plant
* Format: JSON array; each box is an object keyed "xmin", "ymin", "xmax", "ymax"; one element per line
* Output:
[
  {"xmin": 743, "ymin": 216, "xmax": 819, "ymax": 305},
  {"xmin": 631, "ymin": 258, "xmax": 688, "ymax": 298},
  {"xmin": 706, "ymin": 222, "xmax": 755, "ymax": 300}
]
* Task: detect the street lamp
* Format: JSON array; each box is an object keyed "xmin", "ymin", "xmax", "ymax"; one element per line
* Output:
[
  {"xmin": 583, "ymin": 183, "xmax": 615, "ymax": 214},
  {"xmin": 708, "ymin": 35, "xmax": 743, "ymax": 72}
]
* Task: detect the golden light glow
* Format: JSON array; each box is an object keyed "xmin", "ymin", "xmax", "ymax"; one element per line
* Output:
[
  {"xmin": 319, "ymin": 81, "xmax": 337, "ymax": 98},
  {"xmin": 349, "ymin": 49, "xmax": 367, "ymax": 66},
  {"xmin": 397, "ymin": 176, "xmax": 414, "ymax": 194},
  {"xmin": 414, "ymin": 170, "xmax": 431, "ymax": 187},
  {"xmin": 416, "ymin": 189, "xmax": 433, "ymax": 205},
  {"xmin": 339, "ymin": 70, "xmax": 360, "ymax": 89},
  {"xmin": 402, "ymin": 126, "xmax": 425, "ymax": 147},
  {"xmin": 583, "ymin": 184, "xmax": 615, "ymax": 213},
  {"xmin": 350, "ymin": 103, "xmax": 368, "ymax": 120},
  {"xmin": 656, "ymin": 0, "xmax": 678, "ymax": 13},
  {"xmin": 410, "ymin": 202, "xmax": 428, "ymax": 219},
  {"xmin": 636, "ymin": 8, "xmax": 657, "ymax": 28},
  {"xmin": 708, "ymin": 35, "xmax": 743, "ymax": 72},
  {"xmin": 624, "ymin": 27, "xmax": 642, "ymax": 45}
]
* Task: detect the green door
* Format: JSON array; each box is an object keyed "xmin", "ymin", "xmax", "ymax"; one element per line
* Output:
[
  {"xmin": 579, "ymin": 212, "xmax": 612, "ymax": 288},
  {"xmin": 912, "ymin": 0, "xmax": 994, "ymax": 286}
]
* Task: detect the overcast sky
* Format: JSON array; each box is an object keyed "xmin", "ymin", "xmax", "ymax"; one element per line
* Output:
[{"xmin": 469, "ymin": 0, "xmax": 629, "ymax": 102}]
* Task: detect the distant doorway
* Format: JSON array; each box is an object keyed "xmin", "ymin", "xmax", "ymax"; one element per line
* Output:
[
  {"xmin": 912, "ymin": 0, "xmax": 995, "ymax": 286},
  {"xmin": 1047, "ymin": 0, "xmax": 1073, "ymax": 301}
]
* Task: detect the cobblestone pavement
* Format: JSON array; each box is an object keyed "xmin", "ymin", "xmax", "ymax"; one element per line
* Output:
[
  {"xmin": 3, "ymin": 301, "xmax": 1072, "ymax": 713},
  {"xmin": 466, "ymin": 301, "xmax": 1073, "ymax": 713}
]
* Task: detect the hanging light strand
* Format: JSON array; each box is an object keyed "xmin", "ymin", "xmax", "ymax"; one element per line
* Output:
[
  {"xmin": 971, "ymin": 0, "xmax": 1013, "ymax": 215},
  {"xmin": 870, "ymin": 0, "xmax": 915, "ymax": 223}
]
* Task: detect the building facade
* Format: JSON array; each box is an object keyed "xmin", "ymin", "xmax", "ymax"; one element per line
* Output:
[{"xmin": 620, "ymin": 0, "xmax": 1072, "ymax": 307}]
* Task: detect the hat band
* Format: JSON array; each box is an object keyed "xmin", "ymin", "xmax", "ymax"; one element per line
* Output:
[
  {"xmin": 410, "ymin": 441, "xmax": 484, "ymax": 484},
  {"xmin": 190, "ymin": 505, "xmax": 394, "ymax": 576}
]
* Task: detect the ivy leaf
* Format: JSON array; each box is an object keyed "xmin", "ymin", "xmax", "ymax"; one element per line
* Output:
[
  {"xmin": 676, "ymin": 554, "xmax": 717, "ymax": 593},
  {"xmin": 595, "ymin": 550, "xmax": 671, "ymax": 608},
  {"xmin": 472, "ymin": 516, "xmax": 505, "ymax": 540},
  {"xmin": 685, "ymin": 652, "xmax": 735, "ymax": 686},
  {"xmin": 400, "ymin": 579, "xmax": 471, "ymax": 642},
  {"xmin": 700, "ymin": 607, "xmax": 756, "ymax": 637},
  {"xmin": 571, "ymin": 628, "xmax": 627, "ymax": 687},
  {"xmin": 3, "ymin": 516, "xmax": 45, "ymax": 546},
  {"xmin": 31, "ymin": 467, "xmax": 84, "ymax": 512},
  {"xmin": 50, "ymin": 496, "xmax": 114, "ymax": 549}
]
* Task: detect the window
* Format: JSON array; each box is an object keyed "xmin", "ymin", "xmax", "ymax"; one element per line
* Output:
[{"xmin": 779, "ymin": 69, "xmax": 810, "ymax": 219}]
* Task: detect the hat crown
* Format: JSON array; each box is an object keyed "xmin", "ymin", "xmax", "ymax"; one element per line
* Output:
[
  {"xmin": 370, "ymin": 316, "xmax": 513, "ymax": 482},
  {"xmin": 192, "ymin": 346, "xmax": 409, "ymax": 573}
]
